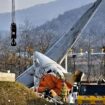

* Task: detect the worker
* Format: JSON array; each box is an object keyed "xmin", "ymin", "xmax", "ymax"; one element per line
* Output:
[
  {"xmin": 72, "ymin": 82, "xmax": 78, "ymax": 103},
  {"xmin": 60, "ymin": 81, "xmax": 69, "ymax": 102},
  {"xmin": 68, "ymin": 90, "xmax": 75, "ymax": 105}
]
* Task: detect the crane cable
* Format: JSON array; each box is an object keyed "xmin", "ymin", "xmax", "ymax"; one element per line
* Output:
[
  {"xmin": 12, "ymin": 0, "xmax": 15, "ymax": 23},
  {"xmin": 11, "ymin": 0, "xmax": 17, "ymax": 46}
]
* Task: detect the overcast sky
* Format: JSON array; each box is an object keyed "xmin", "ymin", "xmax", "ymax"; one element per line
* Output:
[{"xmin": 0, "ymin": 0, "xmax": 96, "ymax": 13}]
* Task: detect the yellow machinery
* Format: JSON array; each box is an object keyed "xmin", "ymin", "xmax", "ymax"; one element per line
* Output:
[
  {"xmin": 78, "ymin": 96, "xmax": 105, "ymax": 104},
  {"xmin": 77, "ymin": 82, "xmax": 105, "ymax": 104}
]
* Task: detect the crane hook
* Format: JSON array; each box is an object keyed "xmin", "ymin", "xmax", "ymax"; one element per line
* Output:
[{"xmin": 11, "ymin": 38, "xmax": 16, "ymax": 46}]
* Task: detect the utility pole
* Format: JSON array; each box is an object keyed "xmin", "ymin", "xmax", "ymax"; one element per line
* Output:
[
  {"xmin": 103, "ymin": 47, "xmax": 105, "ymax": 77},
  {"xmin": 87, "ymin": 34, "xmax": 91, "ymax": 81},
  {"xmin": 73, "ymin": 55, "xmax": 76, "ymax": 73}
]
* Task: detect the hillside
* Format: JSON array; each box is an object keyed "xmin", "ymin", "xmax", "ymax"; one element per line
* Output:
[
  {"xmin": 0, "ymin": 81, "xmax": 53, "ymax": 105},
  {"xmin": 0, "ymin": 0, "xmax": 95, "ymax": 31},
  {"xmin": 33, "ymin": 4, "xmax": 92, "ymax": 43},
  {"xmin": 33, "ymin": 0, "xmax": 105, "ymax": 50}
]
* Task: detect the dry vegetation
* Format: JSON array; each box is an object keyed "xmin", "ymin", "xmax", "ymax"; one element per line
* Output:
[
  {"xmin": 0, "ymin": 21, "xmax": 53, "ymax": 77},
  {"xmin": 0, "ymin": 81, "xmax": 54, "ymax": 105}
]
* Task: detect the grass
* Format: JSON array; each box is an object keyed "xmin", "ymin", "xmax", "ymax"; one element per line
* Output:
[{"xmin": 0, "ymin": 81, "xmax": 53, "ymax": 105}]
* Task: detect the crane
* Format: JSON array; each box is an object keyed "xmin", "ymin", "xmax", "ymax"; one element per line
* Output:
[{"xmin": 11, "ymin": 0, "xmax": 17, "ymax": 46}]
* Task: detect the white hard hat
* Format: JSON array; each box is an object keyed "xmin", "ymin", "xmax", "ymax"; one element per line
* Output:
[{"xmin": 74, "ymin": 82, "xmax": 77, "ymax": 86}]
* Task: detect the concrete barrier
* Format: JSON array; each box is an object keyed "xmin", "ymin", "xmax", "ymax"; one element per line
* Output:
[{"xmin": 0, "ymin": 71, "xmax": 15, "ymax": 82}]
